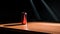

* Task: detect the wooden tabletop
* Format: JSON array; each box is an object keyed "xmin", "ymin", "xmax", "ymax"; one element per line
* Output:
[{"xmin": 0, "ymin": 22, "xmax": 60, "ymax": 34}]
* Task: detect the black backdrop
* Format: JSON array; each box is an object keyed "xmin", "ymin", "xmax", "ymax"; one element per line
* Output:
[{"xmin": 0, "ymin": 0, "xmax": 60, "ymax": 23}]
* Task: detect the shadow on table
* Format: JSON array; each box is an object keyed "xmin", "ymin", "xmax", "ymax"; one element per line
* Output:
[{"xmin": 0, "ymin": 27, "xmax": 50, "ymax": 34}]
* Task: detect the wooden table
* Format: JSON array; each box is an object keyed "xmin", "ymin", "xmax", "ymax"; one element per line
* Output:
[{"xmin": 0, "ymin": 22, "xmax": 60, "ymax": 34}]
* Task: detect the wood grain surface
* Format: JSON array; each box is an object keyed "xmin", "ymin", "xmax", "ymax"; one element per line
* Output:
[{"xmin": 0, "ymin": 22, "xmax": 60, "ymax": 34}]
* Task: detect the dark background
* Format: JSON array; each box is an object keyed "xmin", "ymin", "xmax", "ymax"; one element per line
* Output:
[{"xmin": 0, "ymin": 0, "xmax": 60, "ymax": 23}]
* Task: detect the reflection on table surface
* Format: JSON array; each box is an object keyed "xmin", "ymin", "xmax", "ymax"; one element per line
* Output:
[{"xmin": 0, "ymin": 22, "xmax": 60, "ymax": 34}]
